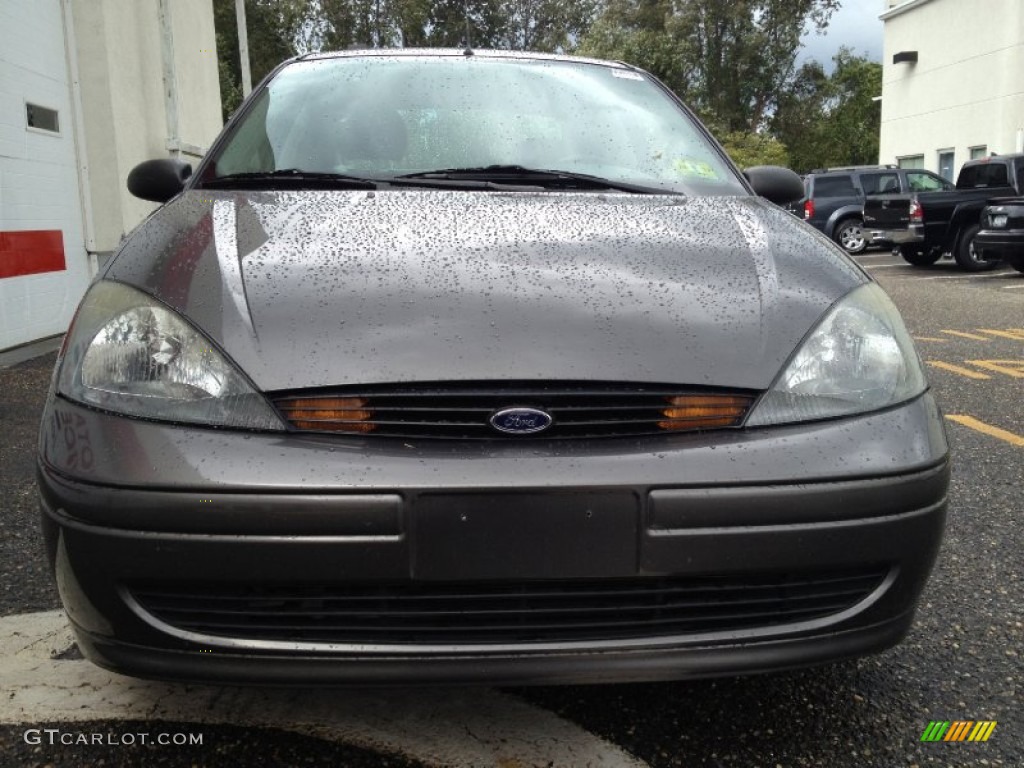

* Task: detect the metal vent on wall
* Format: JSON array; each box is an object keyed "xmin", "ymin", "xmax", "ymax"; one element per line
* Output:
[{"xmin": 26, "ymin": 103, "xmax": 59, "ymax": 133}]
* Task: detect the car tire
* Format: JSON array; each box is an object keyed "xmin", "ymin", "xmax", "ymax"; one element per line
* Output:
[
  {"xmin": 1008, "ymin": 257, "xmax": 1024, "ymax": 274},
  {"xmin": 833, "ymin": 218, "xmax": 867, "ymax": 254},
  {"xmin": 954, "ymin": 224, "xmax": 1000, "ymax": 271},
  {"xmin": 899, "ymin": 246, "xmax": 941, "ymax": 266}
]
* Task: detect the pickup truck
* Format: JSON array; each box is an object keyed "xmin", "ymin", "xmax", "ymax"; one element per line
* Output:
[
  {"xmin": 977, "ymin": 198, "xmax": 1024, "ymax": 274},
  {"xmin": 863, "ymin": 153, "xmax": 1024, "ymax": 270}
]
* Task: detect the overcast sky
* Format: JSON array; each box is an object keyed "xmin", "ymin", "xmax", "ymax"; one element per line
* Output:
[{"xmin": 799, "ymin": 1, "xmax": 885, "ymax": 70}]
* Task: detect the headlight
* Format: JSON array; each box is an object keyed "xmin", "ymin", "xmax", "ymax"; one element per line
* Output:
[
  {"xmin": 57, "ymin": 281, "xmax": 284, "ymax": 430},
  {"xmin": 746, "ymin": 283, "xmax": 927, "ymax": 426}
]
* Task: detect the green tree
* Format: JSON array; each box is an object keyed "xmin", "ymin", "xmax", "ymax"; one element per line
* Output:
[
  {"xmin": 825, "ymin": 49, "xmax": 882, "ymax": 167},
  {"xmin": 771, "ymin": 59, "xmax": 832, "ymax": 173},
  {"xmin": 773, "ymin": 49, "xmax": 882, "ymax": 173},
  {"xmin": 415, "ymin": 0, "xmax": 510, "ymax": 48},
  {"xmin": 580, "ymin": 0, "xmax": 840, "ymax": 134},
  {"xmin": 719, "ymin": 131, "xmax": 789, "ymax": 169},
  {"xmin": 316, "ymin": 0, "xmax": 596, "ymax": 51},
  {"xmin": 214, "ymin": 0, "xmax": 601, "ymax": 118},
  {"xmin": 214, "ymin": 0, "xmax": 313, "ymax": 120},
  {"xmin": 579, "ymin": 1, "xmax": 690, "ymax": 92},
  {"xmin": 319, "ymin": 0, "xmax": 403, "ymax": 48},
  {"xmin": 495, "ymin": 0, "xmax": 599, "ymax": 52}
]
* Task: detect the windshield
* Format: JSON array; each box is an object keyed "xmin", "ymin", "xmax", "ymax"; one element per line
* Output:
[{"xmin": 205, "ymin": 55, "xmax": 747, "ymax": 196}]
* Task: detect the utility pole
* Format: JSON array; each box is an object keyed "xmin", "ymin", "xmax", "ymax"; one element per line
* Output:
[{"xmin": 235, "ymin": 0, "xmax": 253, "ymax": 96}]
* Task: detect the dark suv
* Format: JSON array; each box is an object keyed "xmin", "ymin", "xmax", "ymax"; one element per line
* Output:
[{"xmin": 789, "ymin": 166, "xmax": 952, "ymax": 254}]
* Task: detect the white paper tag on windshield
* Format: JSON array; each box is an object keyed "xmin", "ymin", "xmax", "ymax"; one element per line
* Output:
[{"xmin": 611, "ymin": 70, "xmax": 644, "ymax": 81}]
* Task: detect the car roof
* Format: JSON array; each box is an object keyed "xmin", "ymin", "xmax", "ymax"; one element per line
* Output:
[
  {"xmin": 808, "ymin": 166, "xmax": 898, "ymax": 176},
  {"xmin": 297, "ymin": 48, "xmax": 635, "ymax": 71}
]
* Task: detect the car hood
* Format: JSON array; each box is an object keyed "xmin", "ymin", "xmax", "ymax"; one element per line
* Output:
[{"xmin": 106, "ymin": 190, "xmax": 866, "ymax": 392}]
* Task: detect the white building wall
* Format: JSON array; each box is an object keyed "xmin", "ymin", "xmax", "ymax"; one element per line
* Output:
[
  {"xmin": 879, "ymin": 0, "xmax": 1024, "ymax": 176},
  {"xmin": 0, "ymin": 0, "xmax": 90, "ymax": 350},
  {"xmin": 170, "ymin": 0, "xmax": 223, "ymax": 156},
  {"xmin": 1, "ymin": 0, "xmax": 221, "ymax": 351},
  {"xmin": 71, "ymin": 0, "xmax": 223, "ymax": 256}
]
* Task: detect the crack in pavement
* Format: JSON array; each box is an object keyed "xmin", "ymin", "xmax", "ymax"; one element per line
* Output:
[{"xmin": 1, "ymin": 611, "xmax": 651, "ymax": 768}]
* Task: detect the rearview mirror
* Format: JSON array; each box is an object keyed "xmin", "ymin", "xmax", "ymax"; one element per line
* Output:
[
  {"xmin": 127, "ymin": 158, "xmax": 193, "ymax": 203},
  {"xmin": 743, "ymin": 166, "xmax": 804, "ymax": 205}
]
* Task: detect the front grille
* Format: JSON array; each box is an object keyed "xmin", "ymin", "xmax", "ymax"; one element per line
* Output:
[
  {"xmin": 270, "ymin": 382, "xmax": 757, "ymax": 439},
  {"xmin": 130, "ymin": 568, "xmax": 886, "ymax": 646}
]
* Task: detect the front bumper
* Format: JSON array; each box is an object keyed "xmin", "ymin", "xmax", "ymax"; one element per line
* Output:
[{"xmin": 38, "ymin": 394, "xmax": 950, "ymax": 685}]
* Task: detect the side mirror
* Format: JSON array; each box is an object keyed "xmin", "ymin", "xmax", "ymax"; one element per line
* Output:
[
  {"xmin": 743, "ymin": 166, "xmax": 804, "ymax": 205},
  {"xmin": 127, "ymin": 158, "xmax": 193, "ymax": 203}
]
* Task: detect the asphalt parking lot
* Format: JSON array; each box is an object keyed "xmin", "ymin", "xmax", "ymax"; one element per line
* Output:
[{"xmin": 1, "ymin": 252, "xmax": 1020, "ymax": 767}]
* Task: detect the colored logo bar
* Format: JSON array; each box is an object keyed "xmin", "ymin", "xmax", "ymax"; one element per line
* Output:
[
  {"xmin": 921, "ymin": 721, "xmax": 997, "ymax": 742},
  {"xmin": 0, "ymin": 230, "xmax": 66, "ymax": 279}
]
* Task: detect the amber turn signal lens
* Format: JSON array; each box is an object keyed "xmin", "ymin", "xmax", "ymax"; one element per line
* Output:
[
  {"xmin": 658, "ymin": 394, "xmax": 752, "ymax": 431},
  {"xmin": 277, "ymin": 397, "xmax": 376, "ymax": 433}
]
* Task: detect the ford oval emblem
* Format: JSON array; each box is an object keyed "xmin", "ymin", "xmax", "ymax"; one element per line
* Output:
[{"xmin": 489, "ymin": 407, "xmax": 553, "ymax": 435}]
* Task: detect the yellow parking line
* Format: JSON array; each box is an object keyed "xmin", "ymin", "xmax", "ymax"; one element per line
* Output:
[
  {"xmin": 941, "ymin": 330, "xmax": 989, "ymax": 341},
  {"xmin": 966, "ymin": 360, "xmax": 1024, "ymax": 378},
  {"xmin": 946, "ymin": 415, "xmax": 1024, "ymax": 447},
  {"xmin": 927, "ymin": 361, "xmax": 990, "ymax": 380},
  {"xmin": 978, "ymin": 329, "xmax": 1024, "ymax": 341},
  {"xmin": 913, "ymin": 337, "xmax": 948, "ymax": 343}
]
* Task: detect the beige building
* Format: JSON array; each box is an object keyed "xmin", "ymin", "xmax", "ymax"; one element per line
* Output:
[
  {"xmin": 0, "ymin": 0, "xmax": 222, "ymax": 351},
  {"xmin": 878, "ymin": 0, "xmax": 1024, "ymax": 180}
]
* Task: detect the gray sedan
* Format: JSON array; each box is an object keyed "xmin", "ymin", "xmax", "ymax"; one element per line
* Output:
[{"xmin": 37, "ymin": 50, "xmax": 948, "ymax": 685}]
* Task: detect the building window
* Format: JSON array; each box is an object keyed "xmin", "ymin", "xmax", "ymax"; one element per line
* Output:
[
  {"xmin": 970, "ymin": 146, "xmax": 988, "ymax": 160},
  {"xmin": 25, "ymin": 103, "xmax": 59, "ymax": 134},
  {"xmin": 897, "ymin": 155, "xmax": 924, "ymax": 169},
  {"xmin": 938, "ymin": 150, "xmax": 955, "ymax": 181}
]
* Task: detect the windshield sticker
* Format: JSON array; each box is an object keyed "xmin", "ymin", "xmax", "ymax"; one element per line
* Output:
[
  {"xmin": 672, "ymin": 158, "xmax": 720, "ymax": 180},
  {"xmin": 611, "ymin": 70, "xmax": 644, "ymax": 81}
]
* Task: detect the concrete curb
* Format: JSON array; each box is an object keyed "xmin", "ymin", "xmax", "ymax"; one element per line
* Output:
[{"xmin": 1, "ymin": 610, "xmax": 651, "ymax": 768}]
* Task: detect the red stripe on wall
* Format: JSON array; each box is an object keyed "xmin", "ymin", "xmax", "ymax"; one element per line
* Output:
[{"xmin": 0, "ymin": 230, "xmax": 66, "ymax": 278}]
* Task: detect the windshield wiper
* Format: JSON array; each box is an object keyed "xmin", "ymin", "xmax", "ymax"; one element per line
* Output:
[
  {"xmin": 397, "ymin": 165, "xmax": 681, "ymax": 195},
  {"xmin": 201, "ymin": 166, "xmax": 679, "ymax": 195},
  {"xmin": 200, "ymin": 169, "xmax": 541, "ymax": 193},
  {"xmin": 202, "ymin": 169, "xmax": 382, "ymax": 190}
]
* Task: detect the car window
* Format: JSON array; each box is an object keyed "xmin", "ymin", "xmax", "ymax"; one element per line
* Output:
[
  {"xmin": 812, "ymin": 176, "xmax": 857, "ymax": 197},
  {"xmin": 860, "ymin": 173, "xmax": 900, "ymax": 194},
  {"xmin": 957, "ymin": 163, "xmax": 1008, "ymax": 188},
  {"xmin": 209, "ymin": 56, "xmax": 747, "ymax": 196},
  {"xmin": 906, "ymin": 171, "xmax": 949, "ymax": 192}
]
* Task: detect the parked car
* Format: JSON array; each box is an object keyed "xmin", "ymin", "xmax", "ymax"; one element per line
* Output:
[
  {"xmin": 787, "ymin": 166, "xmax": 952, "ymax": 254},
  {"xmin": 976, "ymin": 198, "xmax": 1024, "ymax": 273},
  {"xmin": 864, "ymin": 154, "xmax": 1024, "ymax": 270},
  {"xmin": 38, "ymin": 50, "xmax": 949, "ymax": 686}
]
